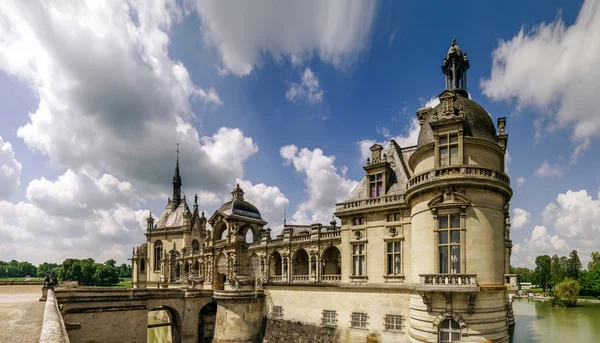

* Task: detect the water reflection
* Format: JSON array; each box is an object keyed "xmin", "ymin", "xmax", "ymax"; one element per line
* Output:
[{"xmin": 511, "ymin": 298, "xmax": 600, "ymax": 343}]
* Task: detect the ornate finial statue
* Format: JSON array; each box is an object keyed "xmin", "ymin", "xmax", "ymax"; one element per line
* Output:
[{"xmin": 194, "ymin": 193, "xmax": 198, "ymax": 205}]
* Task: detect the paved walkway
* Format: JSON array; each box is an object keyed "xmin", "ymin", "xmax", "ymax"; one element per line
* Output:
[{"xmin": 0, "ymin": 285, "xmax": 45, "ymax": 343}]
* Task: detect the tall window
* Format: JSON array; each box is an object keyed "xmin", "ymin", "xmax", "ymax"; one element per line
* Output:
[
  {"xmin": 439, "ymin": 319, "xmax": 461, "ymax": 342},
  {"xmin": 191, "ymin": 239, "xmax": 200, "ymax": 252},
  {"xmin": 352, "ymin": 244, "xmax": 366, "ymax": 275},
  {"xmin": 369, "ymin": 173, "xmax": 383, "ymax": 197},
  {"xmin": 271, "ymin": 306, "xmax": 283, "ymax": 319},
  {"xmin": 439, "ymin": 133, "xmax": 458, "ymax": 166},
  {"xmin": 385, "ymin": 315, "xmax": 403, "ymax": 331},
  {"xmin": 140, "ymin": 258, "xmax": 146, "ymax": 273},
  {"xmin": 386, "ymin": 242, "xmax": 401, "ymax": 275},
  {"xmin": 351, "ymin": 312, "xmax": 368, "ymax": 328},
  {"xmin": 154, "ymin": 241, "xmax": 163, "ymax": 271},
  {"xmin": 322, "ymin": 310, "xmax": 337, "ymax": 326},
  {"xmin": 386, "ymin": 213, "xmax": 400, "ymax": 222},
  {"xmin": 438, "ymin": 214, "xmax": 461, "ymax": 274}
]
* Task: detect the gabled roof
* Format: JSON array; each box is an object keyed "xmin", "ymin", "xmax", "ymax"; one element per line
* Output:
[{"xmin": 155, "ymin": 198, "xmax": 191, "ymax": 229}]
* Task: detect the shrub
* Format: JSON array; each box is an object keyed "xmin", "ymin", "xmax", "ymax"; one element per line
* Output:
[{"xmin": 553, "ymin": 278, "xmax": 579, "ymax": 307}]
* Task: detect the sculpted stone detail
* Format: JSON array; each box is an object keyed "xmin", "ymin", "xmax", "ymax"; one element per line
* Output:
[
  {"xmin": 388, "ymin": 227, "xmax": 398, "ymax": 237},
  {"xmin": 354, "ymin": 230, "xmax": 362, "ymax": 240}
]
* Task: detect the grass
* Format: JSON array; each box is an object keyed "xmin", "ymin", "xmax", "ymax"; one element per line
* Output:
[
  {"xmin": 115, "ymin": 278, "xmax": 132, "ymax": 288},
  {"xmin": 0, "ymin": 277, "xmax": 43, "ymax": 281}
]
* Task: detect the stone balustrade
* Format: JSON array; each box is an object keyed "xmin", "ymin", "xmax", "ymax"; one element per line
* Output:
[
  {"xmin": 408, "ymin": 165, "xmax": 510, "ymax": 189},
  {"xmin": 291, "ymin": 235, "xmax": 310, "ymax": 242},
  {"xmin": 322, "ymin": 275, "xmax": 341, "ymax": 282},
  {"xmin": 269, "ymin": 276, "xmax": 283, "ymax": 282},
  {"xmin": 292, "ymin": 275, "xmax": 309, "ymax": 282},
  {"xmin": 337, "ymin": 194, "xmax": 404, "ymax": 212},
  {"xmin": 320, "ymin": 231, "xmax": 340, "ymax": 239},
  {"xmin": 267, "ymin": 238, "xmax": 284, "ymax": 246},
  {"xmin": 39, "ymin": 289, "xmax": 70, "ymax": 343},
  {"xmin": 418, "ymin": 273, "xmax": 479, "ymax": 291}
]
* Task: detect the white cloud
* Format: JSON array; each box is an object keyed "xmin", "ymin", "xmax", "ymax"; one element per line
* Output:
[
  {"xmin": 481, "ymin": 0, "xmax": 600, "ymax": 156},
  {"xmin": 504, "ymin": 150, "xmax": 511, "ymax": 175},
  {"xmin": 511, "ymin": 208, "xmax": 530, "ymax": 229},
  {"xmin": 0, "ymin": 137, "xmax": 22, "ymax": 199},
  {"xmin": 235, "ymin": 179, "xmax": 288, "ymax": 233},
  {"xmin": 517, "ymin": 176, "xmax": 526, "ymax": 187},
  {"xmin": 421, "ymin": 96, "xmax": 440, "ymax": 109},
  {"xmin": 286, "ymin": 67, "xmax": 324, "ymax": 104},
  {"xmin": 280, "ymin": 145, "xmax": 358, "ymax": 225},
  {"xmin": 192, "ymin": 0, "xmax": 378, "ymax": 76},
  {"xmin": 512, "ymin": 187, "xmax": 600, "ymax": 268},
  {"xmin": 536, "ymin": 160, "xmax": 563, "ymax": 177},
  {"xmin": 0, "ymin": 1, "xmax": 267, "ymax": 199},
  {"xmin": 357, "ymin": 117, "xmax": 420, "ymax": 163}
]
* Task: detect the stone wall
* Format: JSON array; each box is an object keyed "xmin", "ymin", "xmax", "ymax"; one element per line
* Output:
[
  {"xmin": 40, "ymin": 289, "xmax": 70, "ymax": 343},
  {"xmin": 263, "ymin": 319, "xmax": 340, "ymax": 343}
]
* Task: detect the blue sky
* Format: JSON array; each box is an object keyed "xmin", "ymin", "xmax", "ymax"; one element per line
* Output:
[{"xmin": 0, "ymin": 0, "xmax": 599, "ymax": 267}]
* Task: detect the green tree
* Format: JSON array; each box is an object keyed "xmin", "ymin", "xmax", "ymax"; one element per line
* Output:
[
  {"xmin": 566, "ymin": 250, "xmax": 582, "ymax": 280},
  {"xmin": 38, "ymin": 262, "xmax": 60, "ymax": 277},
  {"xmin": 550, "ymin": 254, "xmax": 564, "ymax": 288},
  {"xmin": 534, "ymin": 255, "xmax": 552, "ymax": 292},
  {"xmin": 553, "ymin": 278, "xmax": 579, "ymax": 307},
  {"xmin": 579, "ymin": 269, "xmax": 600, "ymax": 297},
  {"xmin": 588, "ymin": 252, "xmax": 600, "ymax": 271},
  {"xmin": 104, "ymin": 259, "xmax": 117, "ymax": 267},
  {"xmin": 510, "ymin": 266, "xmax": 533, "ymax": 283},
  {"xmin": 92, "ymin": 264, "xmax": 120, "ymax": 286},
  {"xmin": 18, "ymin": 261, "xmax": 37, "ymax": 276}
]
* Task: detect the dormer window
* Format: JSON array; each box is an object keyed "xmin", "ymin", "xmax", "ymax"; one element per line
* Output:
[
  {"xmin": 439, "ymin": 133, "xmax": 459, "ymax": 166},
  {"xmin": 369, "ymin": 173, "xmax": 383, "ymax": 198},
  {"xmin": 352, "ymin": 218, "xmax": 365, "ymax": 226}
]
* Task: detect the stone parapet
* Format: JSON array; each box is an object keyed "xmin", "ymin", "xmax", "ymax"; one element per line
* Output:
[{"xmin": 39, "ymin": 289, "xmax": 70, "ymax": 343}]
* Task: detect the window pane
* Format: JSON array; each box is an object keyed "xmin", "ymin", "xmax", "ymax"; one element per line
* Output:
[
  {"xmin": 359, "ymin": 256, "xmax": 365, "ymax": 275},
  {"xmin": 394, "ymin": 242, "xmax": 401, "ymax": 252},
  {"xmin": 439, "ymin": 231, "xmax": 448, "ymax": 244},
  {"xmin": 359, "ymin": 244, "xmax": 364, "ymax": 254},
  {"xmin": 387, "ymin": 214, "xmax": 392, "ymax": 222},
  {"xmin": 394, "ymin": 255, "xmax": 401, "ymax": 274},
  {"xmin": 369, "ymin": 175, "xmax": 375, "ymax": 182},
  {"xmin": 451, "ymin": 245, "xmax": 460, "ymax": 274},
  {"xmin": 449, "ymin": 135, "xmax": 458, "ymax": 143},
  {"xmin": 451, "ymin": 215, "xmax": 460, "ymax": 228},
  {"xmin": 353, "ymin": 245, "xmax": 358, "ymax": 254},
  {"xmin": 439, "ymin": 246, "xmax": 448, "ymax": 273},
  {"xmin": 377, "ymin": 182, "xmax": 383, "ymax": 197},
  {"xmin": 387, "ymin": 255, "xmax": 393, "ymax": 274},
  {"xmin": 395, "ymin": 213, "xmax": 401, "ymax": 221},
  {"xmin": 439, "ymin": 216, "xmax": 449, "ymax": 229},
  {"xmin": 450, "ymin": 146, "xmax": 458, "ymax": 165},
  {"xmin": 440, "ymin": 147, "xmax": 449, "ymax": 166},
  {"xmin": 353, "ymin": 256, "xmax": 358, "ymax": 275},
  {"xmin": 370, "ymin": 183, "xmax": 376, "ymax": 197},
  {"xmin": 440, "ymin": 136, "xmax": 448, "ymax": 145},
  {"xmin": 387, "ymin": 242, "xmax": 392, "ymax": 253},
  {"xmin": 451, "ymin": 230, "xmax": 460, "ymax": 243},
  {"xmin": 377, "ymin": 174, "xmax": 382, "ymax": 180}
]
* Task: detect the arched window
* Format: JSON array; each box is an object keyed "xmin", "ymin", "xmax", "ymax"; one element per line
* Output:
[
  {"xmin": 140, "ymin": 258, "xmax": 146, "ymax": 273},
  {"xmin": 192, "ymin": 239, "xmax": 200, "ymax": 252},
  {"xmin": 293, "ymin": 249, "xmax": 309, "ymax": 276},
  {"xmin": 270, "ymin": 252, "xmax": 282, "ymax": 276},
  {"xmin": 245, "ymin": 228, "xmax": 254, "ymax": 243},
  {"xmin": 322, "ymin": 246, "xmax": 341, "ymax": 275},
  {"xmin": 439, "ymin": 319, "xmax": 461, "ymax": 343},
  {"xmin": 154, "ymin": 241, "xmax": 163, "ymax": 271}
]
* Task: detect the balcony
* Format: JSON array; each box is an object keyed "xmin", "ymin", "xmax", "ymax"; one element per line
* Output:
[
  {"xmin": 418, "ymin": 273, "xmax": 479, "ymax": 292},
  {"xmin": 405, "ymin": 165, "xmax": 512, "ymax": 201},
  {"xmin": 335, "ymin": 194, "xmax": 405, "ymax": 214},
  {"xmin": 292, "ymin": 275, "xmax": 310, "ymax": 282},
  {"xmin": 269, "ymin": 276, "xmax": 283, "ymax": 283},
  {"xmin": 322, "ymin": 275, "xmax": 341, "ymax": 282}
]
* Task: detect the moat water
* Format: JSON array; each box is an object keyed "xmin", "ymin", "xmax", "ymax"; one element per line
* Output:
[{"xmin": 511, "ymin": 298, "xmax": 600, "ymax": 343}]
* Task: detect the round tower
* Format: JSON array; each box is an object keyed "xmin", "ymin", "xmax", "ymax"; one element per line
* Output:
[{"xmin": 405, "ymin": 38, "xmax": 512, "ymax": 343}]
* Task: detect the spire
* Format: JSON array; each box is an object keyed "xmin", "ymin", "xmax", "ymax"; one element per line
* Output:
[
  {"xmin": 441, "ymin": 37, "xmax": 470, "ymax": 91},
  {"xmin": 172, "ymin": 143, "xmax": 182, "ymax": 209}
]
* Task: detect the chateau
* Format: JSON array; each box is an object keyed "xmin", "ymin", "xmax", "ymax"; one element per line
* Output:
[{"xmin": 125, "ymin": 38, "xmax": 517, "ymax": 343}]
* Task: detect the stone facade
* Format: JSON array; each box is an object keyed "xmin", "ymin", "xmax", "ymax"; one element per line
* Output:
[{"xmin": 124, "ymin": 38, "xmax": 515, "ymax": 343}]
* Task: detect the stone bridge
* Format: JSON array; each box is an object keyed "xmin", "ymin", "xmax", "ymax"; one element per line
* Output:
[{"xmin": 53, "ymin": 287, "xmax": 265, "ymax": 343}]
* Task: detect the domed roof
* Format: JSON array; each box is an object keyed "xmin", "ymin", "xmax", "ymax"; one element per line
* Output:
[
  {"xmin": 217, "ymin": 199, "xmax": 263, "ymax": 220},
  {"xmin": 417, "ymin": 90, "xmax": 498, "ymax": 149},
  {"xmin": 447, "ymin": 37, "xmax": 463, "ymax": 57},
  {"xmin": 216, "ymin": 183, "xmax": 263, "ymax": 220}
]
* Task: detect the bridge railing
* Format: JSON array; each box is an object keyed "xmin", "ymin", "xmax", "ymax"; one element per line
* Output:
[{"xmin": 40, "ymin": 288, "xmax": 70, "ymax": 343}]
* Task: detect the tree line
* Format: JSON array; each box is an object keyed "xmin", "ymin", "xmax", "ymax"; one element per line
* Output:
[
  {"xmin": 511, "ymin": 250, "xmax": 600, "ymax": 298},
  {"xmin": 1, "ymin": 258, "xmax": 131, "ymax": 286}
]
